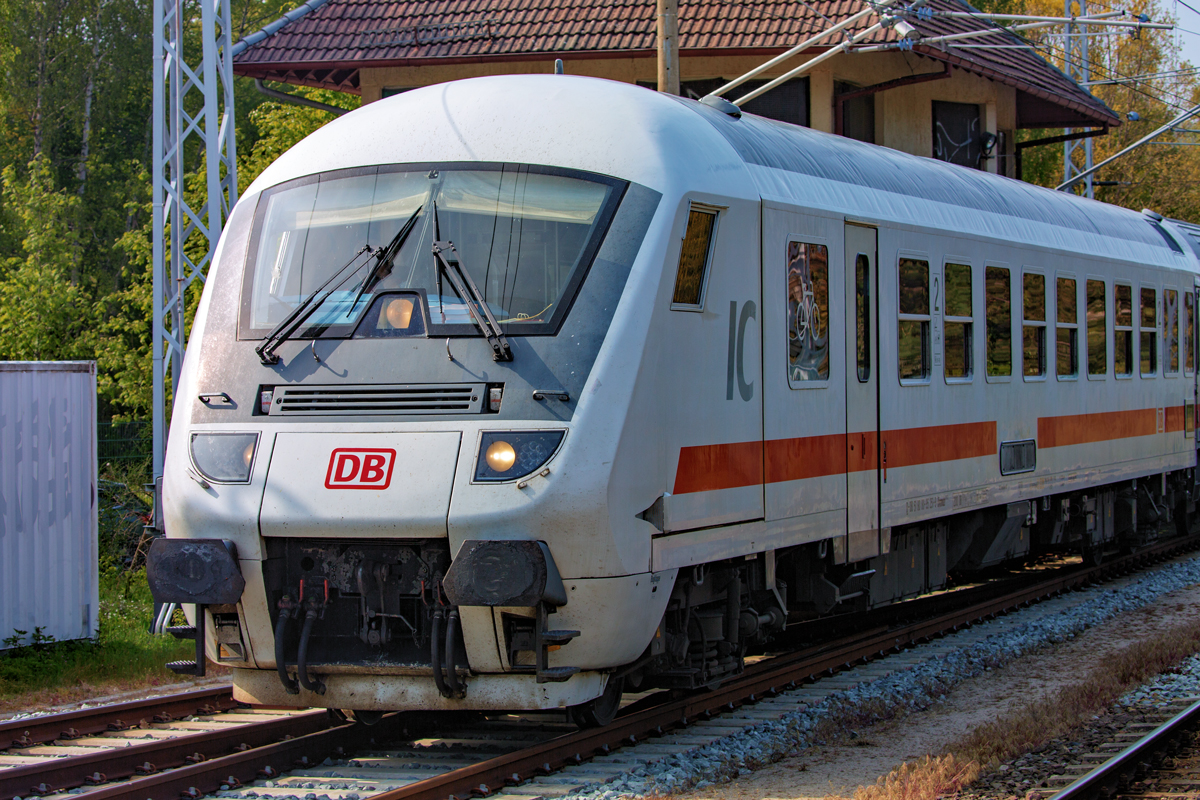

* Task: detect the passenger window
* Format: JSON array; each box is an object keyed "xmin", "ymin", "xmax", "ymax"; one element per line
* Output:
[
  {"xmin": 1115, "ymin": 284, "xmax": 1133, "ymax": 377},
  {"xmin": 1187, "ymin": 291, "xmax": 1195, "ymax": 375},
  {"xmin": 986, "ymin": 266, "xmax": 1011, "ymax": 377},
  {"xmin": 1023, "ymin": 272, "xmax": 1046, "ymax": 378},
  {"xmin": 1141, "ymin": 287, "xmax": 1157, "ymax": 376},
  {"xmin": 1056, "ymin": 277, "xmax": 1077, "ymax": 378},
  {"xmin": 671, "ymin": 206, "xmax": 718, "ymax": 308},
  {"xmin": 1166, "ymin": 288, "xmax": 1180, "ymax": 374},
  {"xmin": 855, "ymin": 254, "xmax": 871, "ymax": 382},
  {"xmin": 787, "ymin": 242, "xmax": 830, "ymax": 382},
  {"xmin": 1087, "ymin": 279, "xmax": 1107, "ymax": 376},
  {"xmin": 944, "ymin": 263, "xmax": 972, "ymax": 380},
  {"xmin": 898, "ymin": 257, "xmax": 930, "ymax": 382}
]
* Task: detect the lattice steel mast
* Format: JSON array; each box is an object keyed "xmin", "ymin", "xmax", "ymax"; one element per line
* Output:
[
  {"xmin": 1063, "ymin": 0, "xmax": 1094, "ymax": 198},
  {"xmin": 151, "ymin": 0, "xmax": 238, "ymax": 479}
]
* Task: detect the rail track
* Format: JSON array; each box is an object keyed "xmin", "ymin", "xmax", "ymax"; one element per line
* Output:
[
  {"xmin": 1046, "ymin": 698, "xmax": 1200, "ymax": 799},
  {"xmin": 4, "ymin": 533, "xmax": 1199, "ymax": 800}
]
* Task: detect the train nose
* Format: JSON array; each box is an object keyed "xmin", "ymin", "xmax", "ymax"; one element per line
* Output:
[{"xmin": 259, "ymin": 431, "xmax": 462, "ymax": 537}]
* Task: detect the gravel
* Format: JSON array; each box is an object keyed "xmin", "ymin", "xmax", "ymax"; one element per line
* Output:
[
  {"xmin": 558, "ymin": 553, "xmax": 1200, "ymax": 800},
  {"xmin": 962, "ymin": 650, "xmax": 1200, "ymax": 799}
]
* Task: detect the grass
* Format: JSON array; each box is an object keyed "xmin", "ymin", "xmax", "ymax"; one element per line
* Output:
[
  {"xmin": 0, "ymin": 568, "xmax": 203, "ymax": 713},
  {"xmin": 832, "ymin": 618, "xmax": 1200, "ymax": 800},
  {"xmin": 0, "ymin": 460, "xmax": 215, "ymax": 715}
]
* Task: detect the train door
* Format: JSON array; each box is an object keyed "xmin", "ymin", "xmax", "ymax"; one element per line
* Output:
[
  {"xmin": 760, "ymin": 202, "xmax": 847, "ymax": 537},
  {"xmin": 845, "ymin": 224, "xmax": 882, "ymax": 560}
]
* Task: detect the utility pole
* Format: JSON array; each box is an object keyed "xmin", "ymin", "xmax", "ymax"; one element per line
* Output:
[
  {"xmin": 1063, "ymin": 0, "xmax": 1094, "ymax": 198},
  {"xmin": 657, "ymin": 0, "xmax": 680, "ymax": 94},
  {"xmin": 151, "ymin": 0, "xmax": 238, "ymax": 481}
]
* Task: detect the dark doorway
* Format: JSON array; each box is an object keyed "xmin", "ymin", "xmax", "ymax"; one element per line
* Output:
[{"xmin": 933, "ymin": 100, "xmax": 982, "ymax": 168}]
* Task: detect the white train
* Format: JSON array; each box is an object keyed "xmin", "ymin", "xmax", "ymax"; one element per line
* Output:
[{"xmin": 147, "ymin": 74, "xmax": 1199, "ymax": 726}]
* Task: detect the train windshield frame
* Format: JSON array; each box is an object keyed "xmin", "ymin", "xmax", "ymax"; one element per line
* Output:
[{"xmin": 237, "ymin": 162, "xmax": 626, "ymax": 340}]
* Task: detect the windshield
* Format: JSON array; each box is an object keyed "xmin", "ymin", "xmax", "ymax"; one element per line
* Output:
[{"xmin": 238, "ymin": 163, "xmax": 623, "ymax": 338}]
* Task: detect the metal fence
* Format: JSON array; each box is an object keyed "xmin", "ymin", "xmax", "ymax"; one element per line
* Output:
[{"xmin": 98, "ymin": 420, "xmax": 152, "ymax": 465}]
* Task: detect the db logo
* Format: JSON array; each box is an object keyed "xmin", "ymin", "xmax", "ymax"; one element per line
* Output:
[{"xmin": 324, "ymin": 448, "xmax": 396, "ymax": 490}]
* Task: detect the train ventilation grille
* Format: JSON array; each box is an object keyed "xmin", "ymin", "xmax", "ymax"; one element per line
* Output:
[{"xmin": 269, "ymin": 383, "xmax": 486, "ymax": 415}]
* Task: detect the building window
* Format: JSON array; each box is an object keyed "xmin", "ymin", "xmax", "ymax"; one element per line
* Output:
[
  {"xmin": 673, "ymin": 77, "xmax": 810, "ymax": 127},
  {"xmin": 1087, "ymin": 279, "xmax": 1107, "ymax": 377},
  {"xmin": 1023, "ymin": 272, "xmax": 1046, "ymax": 378},
  {"xmin": 855, "ymin": 254, "xmax": 871, "ymax": 382},
  {"xmin": 835, "ymin": 81, "xmax": 875, "ymax": 144},
  {"xmin": 933, "ymin": 101, "xmax": 982, "ymax": 168},
  {"xmin": 671, "ymin": 204, "xmax": 719, "ymax": 308},
  {"xmin": 898, "ymin": 257, "xmax": 931, "ymax": 382},
  {"xmin": 1056, "ymin": 276, "xmax": 1078, "ymax": 378},
  {"xmin": 787, "ymin": 242, "xmax": 830, "ymax": 383},
  {"xmin": 1141, "ymin": 286, "xmax": 1157, "ymax": 376},
  {"xmin": 1115, "ymin": 283, "xmax": 1133, "ymax": 377},
  {"xmin": 1166, "ymin": 288, "xmax": 1180, "ymax": 375},
  {"xmin": 944, "ymin": 262, "xmax": 972, "ymax": 380},
  {"xmin": 986, "ymin": 266, "xmax": 1011, "ymax": 377}
]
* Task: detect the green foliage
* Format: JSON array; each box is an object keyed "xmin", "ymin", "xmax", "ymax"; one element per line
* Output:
[{"xmin": 0, "ymin": 157, "xmax": 94, "ymax": 360}]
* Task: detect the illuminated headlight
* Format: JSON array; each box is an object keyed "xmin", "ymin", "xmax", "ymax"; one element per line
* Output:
[
  {"xmin": 474, "ymin": 431, "xmax": 565, "ymax": 482},
  {"xmin": 190, "ymin": 433, "xmax": 259, "ymax": 483}
]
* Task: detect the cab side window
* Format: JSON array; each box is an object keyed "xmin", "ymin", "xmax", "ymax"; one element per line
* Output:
[
  {"xmin": 671, "ymin": 205, "xmax": 718, "ymax": 308},
  {"xmin": 898, "ymin": 257, "xmax": 931, "ymax": 382}
]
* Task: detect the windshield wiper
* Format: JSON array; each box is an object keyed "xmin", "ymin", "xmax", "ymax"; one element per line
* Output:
[
  {"xmin": 431, "ymin": 237, "xmax": 513, "ymax": 363},
  {"xmin": 346, "ymin": 204, "xmax": 423, "ymax": 315},
  {"xmin": 255, "ymin": 244, "xmax": 373, "ymax": 365},
  {"xmin": 255, "ymin": 205, "xmax": 426, "ymax": 366}
]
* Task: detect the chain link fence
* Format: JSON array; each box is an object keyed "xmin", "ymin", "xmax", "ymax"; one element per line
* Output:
[{"xmin": 98, "ymin": 421, "xmax": 152, "ymax": 466}]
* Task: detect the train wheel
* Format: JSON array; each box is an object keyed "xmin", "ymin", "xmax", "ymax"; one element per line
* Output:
[
  {"xmin": 343, "ymin": 709, "xmax": 384, "ymax": 726},
  {"xmin": 568, "ymin": 676, "xmax": 624, "ymax": 728}
]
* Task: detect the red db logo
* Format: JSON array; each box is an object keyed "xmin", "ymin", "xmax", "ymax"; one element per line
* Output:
[{"xmin": 324, "ymin": 448, "xmax": 396, "ymax": 490}]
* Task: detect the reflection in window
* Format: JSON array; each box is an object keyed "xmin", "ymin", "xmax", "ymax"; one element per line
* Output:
[
  {"xmin": 986, "ymin": 266, "xmax": 1011, "ymax": 377},
  {"xmin": 787, "ymin": 242, "xmax": 830, "ymax": 382},
  {"xmin": 855, "ymin": 254, "xmax": 871, "ymax": 382},
  {"xmin": 1056, "ymin": 277, "xmax": 1077, "ymax": 378},
  {"xmin": 1141, "ymin": 287, "xmax": 1157, "ymax": 376},
  {"xmin": 673, "ymin": 207, "xmax": 718, "ymax": 306},
  {"xmin": 898, "ymin": 258, "xmax": 930, "ymax": 381},
  {"xmin": 1166, "ymin": 288, "xmax": 1179, "ymax": 374},
  {"xmin": 1115, "ymin": 284, "xmax": 1133, "ymax": 377},
  {"xmin": 1187, "ymin": 292, "xmax": 1195, "ymax": 374},
  {"xmin": 1023, "ymin": 273, "xmax": 1046, "ymax": 377},
  {"xmin": 1087, "ymin": 279, "xmax": 1107, "ymax": 376},
  {"xmin": 944, "ymin": 263, "xmax": 972, "ymax": 380}
]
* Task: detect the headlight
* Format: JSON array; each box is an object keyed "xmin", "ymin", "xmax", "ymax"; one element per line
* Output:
[
  {"xmin": 474, "ymin": 431, "xmax": 565, "ymax": 482},
  {"xmin": 190, "ymin": 433, "xmax": 259, "ymax": 483}
]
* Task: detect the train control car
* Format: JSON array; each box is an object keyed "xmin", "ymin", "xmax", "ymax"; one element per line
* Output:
[{"xmin": 147, "ymin": 74, "xmax": 1200, "ymax": 726}]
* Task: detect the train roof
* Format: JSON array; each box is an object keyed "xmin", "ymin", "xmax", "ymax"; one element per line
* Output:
[{"xmin": 245, "ymin": 74, "xmax": 1196, "ymax": 273}]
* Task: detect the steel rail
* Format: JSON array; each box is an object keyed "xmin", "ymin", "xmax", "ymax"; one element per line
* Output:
[
  {"xmin": 1050, "ymin": 698, "xmax": 1200, "ymax": 799},
  {"xmin": 0, "ymin": 709, "xmax": 331, "ymax": 800},
  {"xmin": 368, "ymin": 534, "xmax": 1200, "ymax": 800},
  {"xmin": 0, "ymin": 686, "xmax": 237, "ymax": 750},
  {"xmin": 29, "ymin": 533, "xmax": 1199, "ymax": 800},
  {"xmin": 68, "ymin": 714, "xmax": 404, "ymax": 800}
]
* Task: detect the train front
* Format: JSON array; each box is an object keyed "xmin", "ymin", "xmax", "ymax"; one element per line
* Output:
[{"xmin": 145, "ymin": 75, "xmax": 711, "ymax": 717}]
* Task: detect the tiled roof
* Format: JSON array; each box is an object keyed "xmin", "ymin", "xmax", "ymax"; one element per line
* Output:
[{"xmin": 232, "ymin": 0, "xmax": 1118, "ymax": 127}]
